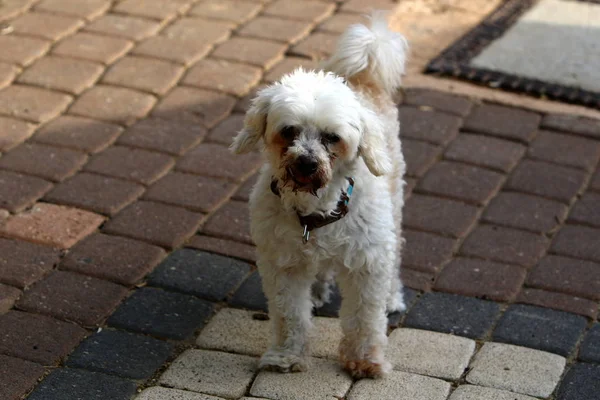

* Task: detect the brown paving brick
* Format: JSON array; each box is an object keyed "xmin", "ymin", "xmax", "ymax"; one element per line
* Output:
[
  {"xmin": 187, "ymin": 235, "xmax": 256, "ymax": 263},
  {"xmin": 0, "ymin": 62, "xmax": 18, "ymax": 89},
  {"xmin": 84, "ymin": 146, "xmax": 174, "ymax": 185},
  {"xmin": 162, "ymin": 17, "xmax": 233, "ymax": 43},
  {"xmin": 17, "ymin": 270, "xmax": 128, "ymax": 325},
  {"xmin": 0, "ymin": 35, "xmax": 50, "ymax": 66},
  {"xmin": 114, "ymin": 0, "xmax": 191, "ymax": 21},
  {"xmin": 0, "ymin": 355, "xmax": 44, "ymax": 400},
  {"xmin": 405, "ymin": 178, "xmax": 416, "ymax": 199},
  {"xmin": 0, "ymin": 0, "xmax": 36, "ymax": 22},
  {"xmin": 10, "ymin": 12, "xmax": 83, "ymax": 40},
  {"xmin": 177, "ymin": 143, "xmax": 261, "ymax": 182},
  {"xmin": 52, "ymin": 32, "xmax": 133, "ymax": 64},
  {"xmin": 590, "ymin": 169, "xmax": 600, "ymax": 192},
  {"xmin": 35, "ymin": 0, "xmax": 111, "ymax": 20},
  {"xmin": 417, "ymin": 161, "xmax": 504, "ymax": 205},
  {"xmin": 0, "ymin": 116, "xmax": 35, "ymax": 152},
  {"xmin": 233, "ymin": 174, "xmax": 258, "ymax": 202},
  {"xmin": 463, "ymin": 104, "xmax": 541, "ymax": 143},
  {"xmin": 118, "ymin": 118, "xmax": 206, "ymax": 156},
  {"xmin": 0, "ymin": 85, "xmax": 72, "ymax": 123},
  {"xmin": 0, "ymin": 143, "xmax": 86, "ymax": 182},
  {"xmin": 0, "ymin": 310, "xmax": 87, "ymax": 364},
  {"xmin": 402, "ymin": 230, "xmax": 456, "ymax": 273},
  {"xmin": 403, "ymin": 88, "xmax": 473, "ymax": 117},
  {"xmin": 239, "ymin": 16, "xmax": 314, "ymax": 44},
  {"xmin": 444, "ymin": 133, "xmax": 526, "ymax": 173},
  {"xmin": 542, "ymin": 113, "xmax": 600, "ymax": 140},
  {"xmin": 182, "ymin": 59, "xmax": 261, "ymax": 97},
  {"xmin": 69, "ymin": 86, "xmax": 156, "ymax": 125},
  {"xmin": 152, "ymin": 87, "xmax": 236, "ymax": 128},
  {"xmin": 190, "ymin": 0, "xmax": 262, "ymax": 23},
  {"xmin": 401, "ymin": 267, "xmax": 434, "ymax": 292},
  {"xmin": 103, "ymin": 200, "xmax": 205, "ymax": 248},
  {"xmin": 0, "ymin": 283, "xmax": 21, "ymax": 313},
  {"xmin": 264, "ymin": 57, "xmax": 318, "ymax": 83},
  {"xmin": 202, "ymin": 200, "xmax": 251, "ymax": 244},
  {"xmin": 482, "ymin": 192, "xmax": 568, "ymax": 234},
  {"xmin": 102, "ymin": 56, "xmax": 184, "ymax": 95},
  {"xmin": 341, "ymin": 0, "xmax": 397, "ymax": 13},
  {"xmin": 265, "ymin": 0, "xmax": 334, "ymax": 22},
  {"xmin": 84, "ymin": 13, "xmax": 162, "ymax": 40},
  {"xmin": 517, "ymin": 288, "xmax": 598, "ymax": 319},
  {"xmin": 0, "ymin": 203, "xmax": 104, "ymax": 249},
  {"xmin": 290, "ymin": 32, "xmax": 338, "ymax": 59},
  {"xmin": 505, "ymin": 160, "xmax": 587, "ymax": 204},
  {"xmin": 33, "ymin": 115, "xmax": 122, "ymax": 153},
  {"xmin": 569, "ymin": 192, "xmax": 600, "ymax": 228},
  {"xmin": 61, "ymin": 233, "xmax": 165, "ymax": 286},
  {"xmin": 528, "ymin": 255, "xmax": 600, "ymax": 301},
  {"xmin": 528, "ymin": 130, "xmax": 600, "ymax": 171},
  {"xmin": 44, "ymin": 172, "xmax": 144, "ymax": 216},
  {"xmin": 551, "ymin": 225, "xmax": 600, "ymax": 263},
  {"xmin": 213, "ymin": 37, "xmax": 286, "ymax": 69},
  {"xmin": 0, "ymin": 238, "xmax": 60, "ymax": 288},
  {"xmin": 318, "ymin": 12, "xmax": 365, "ymax": 34},
  {"xmin": 0, "ymin": 210, "xmax": 8, "ymax": 222},
  {"xmin": 144, "ymin": 172, "xmax": 237, "ymax": 213},
  {"xmin": 402, "ymin": 139, "xmax": 442, "ymax": 177},
  {"xmin": 436, "ymin": 258, "xmax": 526, "ymax": 302},
  {"xmin": 235, "ymin": 85, "xmax": 264, "ymax": 113},
  {"xmin": 461, "ymin": 225, "xmax": 549, "ymax": 267},
  {"xmin": 207, "ymin": 113, "xmax": 244, "ymax": 145},
  {"xmin": 18, "ymin": 56, "xmax": 104, "ymax": 94},
  {"xmin": 132, "ymin": 36, "xmax": 212, "ymax": 66},
  {"xmin": 399, "ymin": 107, "xmax": 462, "ymax": 145},
  {"xmin": 404, "ymin": 194, "xmax": 478, "ymax": 238},
  {"xmin": 0, "ymin": 170, "xmax": 52, "ymax": 213}
]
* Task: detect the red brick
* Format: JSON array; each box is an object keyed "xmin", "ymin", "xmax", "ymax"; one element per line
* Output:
[
  {"xmin": 0, "ymin": 283, "xmax": 21, "ymax": 313},
  {"xmin": 132, "ymin": 36, "xmax": 211, "ymax": 66},
  {"xmin": 0, "ymin": 238, "xmax": 60, "ymax": 288},
  {"xmin": 84, "ymin": 146, "xmax": 174, "ymax": 185},
  {"xmin": 401, "ymin": 267, "xmax": 434, "ymax": 292},
  {"xmin": 417, "ymin": 161, "xmax": 504, "ymax": 205},
  {"xmin": 35, "ymin": 0, "xmax": 111, "ymax": 20},
  {"xmin": 265, "ymin": 0, "xmax": 334, "ymax": 22},
  {"xmin": 0, "ymin": 310, "xmax": 87, "ymax": 364},
  {"xmin": 528, "ymin": 130, "xmax": 600, "ymax": 171},
  {"xmin": 186, "ymin": 235, "xmax": 256, "ymax": 263},
  {"xmin": 152, "ymin": 87, "xmax": 236, "ymax": 128},
  {"xmin": 10, "ymin": 12, "xmax": 83, "ymax": 40},
  {"xmin": 528, "ymin": 255, "xmax": 600, "ymax": 301},
  {"xmin": 103, "ymin": 201, "xmax": 204, "ymax": 249},
  {"xmin": 461, "ymin": 225, "xmax": 549, "ymax": 267},
  {"xmin": 162, "ymin": 17, "xmax": 233, "ymax": 43},
  {"xmin": 541, "ymin": 113, "xmax": 600, "ymax": 140},
  {"xmin": 264, "ymin": 57, "xmax": 318, "ymax": 83},
  {"xmin": 0, "ymin": 85, "xmax": 72, "ymax": 123},
  {"xmin": 0, "ymin": 62, "xmax": 18, "ymax": 90},
  {"xmin": 103, "ymin": 56, "xmax": 184, "ymax": 95},
  {"xmin": 18, "ymin": 56, "xmax": 104, "ymax": 94},
  {"xmin": 318, "ymin": 12, "xmax": 366, "ymax": 34},
  {"xmin": 182, "ymin": 59, "xmax": 261, "ymax": 97},
  {"xmin": 402, "ymin": 230, "xmax": 456, "ymax": 273},
  {"xmin": 290, "ymin": 32, "xmax": 338, "ymax": 59},
  {"xmin": 463, "ymin": 104, "xmax": 541, "ymax": 143},
  {"xmin": 0, "ymin": 143, "xmax": 86, "ymax": 182},
  {"xmin": 189, "ymin": 0, "xmax": 262, "ymax": 23},
  {"xmin": 0, "ymin": 35, "xmax": 50, "ymax": 66},
  {"xmin": 399, "ymin": 107, "xmax": 462, "ymax": 145},
  {"xmin": 33, "ymin": 115, "xmax": 122, "ymax": 153},
  {"xmin": 0, "ymin": 355, "xmax": 44, "ymax": 400},
  {"xmin": 0, "ymin": 116, "xmax": 36, "ymax": 152},
  {"xmin": 84, "ymin": 13, "xmax": 162, "ymax": 40},
  {"xmin": 341, "ymin": 0, "xmax": 397, "ymax": 14},
  {"xmin": 177, "ymin": 143, "xmax": 261, "ymax": 182},
  {"xmin": 0, "ymin": 170, "xmax": 52, "ymax": 213},
  {"xmin": 52, "ymin": 32, "xmax": 133, "ymax": 64},
  {"xmin": 517, "ymin": 288, "xmax": 598, "ymax": 319},
  {"xmin": 114, "ymin": 0, "xmax": 191, "ymax": 21},
  {"xmin": 403, "ymin": 88, "xmax": 473, "ymax": 117},
  {"xmin": 404, "ymin": 194, "xmax": 478, "ymax": 238},
  {"xmin": 482, "ymin": 192, "xmax": 568, "ymax": 234},
  {"xmin": 505, "ymin": 160, "xmax": 587, "ymax": 204},
  {"xmin": 213, "ymin": 37, "xmax": 286, "ymax": 69},
  {"xmin": 444, "ymin": 133, "xmax": 526, "ymax": 173},
  {"xmin": 17, "ymin": 270, "xmax": 128, "ymax": 326},
  {"xmin": 402, "ymin": 139, "xmax": 442, "ymax": 177},
  {"xmin": 201, "ymin": 200, "xmax": 251, "ymax": 244},
  {"xmin": 232, "ymin": 174, "xmax": 258, "ymax": 202},
  {"xmin": 207, "ymin": 114, "xmax": 244, "ymax": 146},
  {"xmin": 239, "ymin": 16, "xmax": 314, "ymax": 44},
  {"xmin": 569, "ymin": 192, "xmax": 600, "ymax": 228},
  {"xmin": 144, "ymin": 172, "xmax": 237, "ymax": 213},
  {"xmin": 435, "ymin": 258, "xmax": 525, "ymax": 302},
  {"xmin": 551, "ymin": 225, "xmax": 600, "ymax": 263},
  {"xmin": 61, "ymin": 233, "xmax": 165, "ymax": 286}
]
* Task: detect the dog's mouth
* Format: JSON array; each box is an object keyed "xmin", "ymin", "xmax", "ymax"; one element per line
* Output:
[{"xmin": 286, "ymin": 167, "xmax": 323, "ymax": 196}]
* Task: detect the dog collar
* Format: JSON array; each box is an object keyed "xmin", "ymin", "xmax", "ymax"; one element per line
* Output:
[{"xmin": 270, "ymin": 177, "xmax": 355, "ymax": 243}]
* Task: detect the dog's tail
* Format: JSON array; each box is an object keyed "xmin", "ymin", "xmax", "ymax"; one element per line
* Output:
[{"xmin": 322, "ymin": 11, "xmax": 408, "ymax": 95}]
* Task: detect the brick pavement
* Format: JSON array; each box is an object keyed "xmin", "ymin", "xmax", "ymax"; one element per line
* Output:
[{"xmin": 0, "ymin": 0, "xmax": 599, "ymax": 399}]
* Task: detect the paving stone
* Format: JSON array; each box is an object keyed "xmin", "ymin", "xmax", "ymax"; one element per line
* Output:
[
  {"xmin": 291, "ymin": 32, "xmax": 338, "ymax": 60},
  {"xmin": 213, "ymin": 37, "xmax": 286, "ymax": 69},
  {"xmin": 402, "ymin": 139, "xmax": 442, "ymax": 177},
  {"xmin": 0, "ymin": 355, "xmax": 45, "ymax": 400},
  {"xmin": 251, "ymin": 357, "xmax": 352, "ymax": 400},
  {"xmin": 108, "ymin": 287, "xmax": 214, "ymax": 339},
  {"xmin": 239, "ymin": 16, "xmax": 314, "ymax": 44},
  {"xmin": 0, "ymin": 62, "xmax": 18, "ymax": 89},
  {"xmin": 178, "ymin": 143, "xmax": 261, "ymax": 182},
  {"xmin": 84, "ymin": 146, "xmax": 174, "ymax": 185},
  {"xmin": 0, "ymin": 203, "xmax": 103, "ymax": 249},
  {"xmin": 506, "ymin": 160, "xmax": 587, "ymax": 204},
  {"xmin": 403, "ymin": 88, "xmax": 473, "ymax": 117},
  {"xmin": 52, "ymin": 33, "xmax": 133, "ymax": 64},
  {"xmin": 161, "ymin": 349, "xmax": 257, "ymax": 398},
  {"xmin": 318, "ymin": 12, "xmax": 366, "ymax": 34},
  {"xmin": 0, "ymin": 310, "xmax": 87, "ymax": 364},
  {"xmin": 400, "ymin": 267, "xmax": 434, "ymax": 291},
  {"xmin": 0, "ymin": 283, "xmax": 21, "ymax": 313},
  {"xmin": 0, "ymin": 116, "xmax": 36, "ymax": 152},
  {"xmin": 27, "ymin": 368, "xmax": 137, "ymax": 400},
  {"xmin": 449, "ymin": 385, "xmax": 539, "ymax": 400},
  {"xmin": 182, "ymin": 59, "xmax": 261, "ymax": 97},
  {"xmin": 265, "ymin": 0, "xmax": 334, "ymax": 22},
  {"xmin": 114, "ymin": 0, "xmax": 191, "ymax": 20},
  {"xmin": 45, "ymin": 172, "xmax": 144, "ymax": 215},
  {"xmin": 590, "ymin": 169, "xmax": 600, "ymax": 192},
  {"xmin": 399, "ymin": 107, "xmax": 462, "ymax": 145},
  {"xmin": 207, "ymin": 113, "xmax": 244, "ymax": 145},
  {"xmin": 152, "ymin": 87, "xmax": 236, "ymax": 128},
  {"xmin": 118, "ymin": 118, "xmax": 206, "ymax": 155},
  {"xmin": 0, "ymin": 0, "xmax": 35, "ymax": 22},
  {"xmin": 528, "ymin": 255, "xmax": 600, "ymax": 301},
  {"xmin": 557, "ymin": 363, "xmax": 600, "ymax": 400},
  {"xmin": 517, "ymin": 288, "xmax": 598, "ymax": 319},
  {"xmin": 0, "ymin": 85, "xmax": 71, "ymax": 123},
  {"xmin": 137, "ymin": 387, "xmax": 227, "ymax": 400},
  {"xmin": 228, "ymin": 271, "xmax": 267, "ymax": 311},
  {"xmin": 0, "ymin": 170, "xmax": 52, "ymax": 212},
  {"xmin": 103, "ymin": 201, "xmax": 204, "ymax": 249},
  {"xmin": 464, "ymin": 104, "xmax": 541, "ymax": 143},
  {"xmin": 67, "ymin": 329, "xmax": 172, "ymax": 379},
  {"xmin": 404, "ymin": 194, "xmax": 478, "ymax": 238},
  {"xmin": 569, "ymin": 192, "xmax": 600, "ymax": 228},
  {"xmin": 235, "ymin": 85, "xmax": 264, "ymax": 113},
  {"xmin": 346, "ymin": 370, "xmax": 450, "ymax": 400},
  {"xmin": 162, "ymin": 17, "xmax": 233, "ymax": 43},
  {"xmin": 35, "ymin": 0, "xmax": 111, "ymax": 20},
  {"xmin": 233, "ymin": 174, "xmax": 258, "ymax": 202},
  {"xmin": 444, "ymin": 133, "xmax": 526, "ymax": 173},
  {"xmin": 103, "ymin": 56, "xmax": 184, "ymax": 95},
  {"xmin": 202, "ymin": 201, "xmax": 251, "ymax": 244},
  {"xmin": 435, "ymin": 258, "xmax": 526, "ymax": 302},
  {"xmin": 132, "ymin": 36, "xmax": 211, "ymax": 66},
  {"xmin": 0, "ymin": 238, "xmax": 59, "ymax": 288},
  {"xmin": 551, "ymin": 225, "xmax": 600, "ymax": 263},
  {"xmin": 542, "ymin": 113, "xmax": 600, "ymax": 140},
  {"xmin": 0, "ymin": 35, "xmax": 50, "ymax": 66},
  {"xmin": 388, "ymin": 328, "xmax": 475, "ymax": 380},
  {"xmin": 402, "ymin": 230, "xmax": 456, "ymax": 273},
  {"xmin": 84, "ymin": 13, "xmax": 162, "ymax": 40},
  {"xmin": 10, "ymin": 12, "xmax": 83, "ymax": 40},
  {"xmin": 189, "ymin": 0, "xmax": 262, "ymax": 23},
  {"xmin": 404, "ymin": 292, "xmax": 500, "ymax": 339},
  {"xmin": 264, "ymin": 57, "xmax": 318, "ymax": 83},
  {"xmin": 61, "ymin": 233, "xmax": 165, "ymax": 285},
  {"xmin": 528, "ymin": 130, "xmax": 600, "ymax": 171},
  {"xmin": 341, "ymin": 0, "xmax": 398, "ymax": 13},
  {"xmin": 579, "ymin": 324, "xmax": 600, "ymax": 364},
  {"xmin": 187, "ymin": 235, "xmax": 257, "ymax": 263},
  {"xmin": 386, "ymin": 288, "xmax": 419, "ymax": 327},
  {"xmin": 460, "ymin": 225, "xmax": 549, "ymax": 267},
  {"xmin": 69, "ymin": 86, "xmax": 156, "ymax": 125}
]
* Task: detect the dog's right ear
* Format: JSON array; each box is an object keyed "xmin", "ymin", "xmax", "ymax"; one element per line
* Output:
[{"xmin": 230, "ymin": 93, "xmax": 270, "ymax": 154}]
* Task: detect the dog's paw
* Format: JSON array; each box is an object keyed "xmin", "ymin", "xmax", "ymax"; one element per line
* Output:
[
  {"xmin": 259, "ymin": 350, "xmax": 308, "ymax": 373},
  {"xmin": 343, "ymin": 358, "xmax": 392, "ymax": 379}
]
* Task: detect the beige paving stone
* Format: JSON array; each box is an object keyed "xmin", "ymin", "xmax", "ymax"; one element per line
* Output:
[
  {"xmin": 18, "ymin": 56, "xmax": 104, "ymax": 94},
  {"xmin": 9, "ymin": 12, "xmax": 84, "ymax": 40},
  {"xmin": 318, "ymin": 12, "xmax": 366, "ymax": 34},
  {"xmin": 136, "ymin": 387, "xmax": 226, "ymax": 400},
  {"xmin": 0, "ymin": 85, "xmax": 72, "ymax": 123},
  {"xmin": 238, "ymin": 16, "xmax": 314, "ymax": 44},
  {"xmin": 103, "ymin": 56, "xmax": 184, "ymax": 95},
  {"xmin": 466, "ymin": 343, "xmax": 566, "ymax": 398},
  {"xmin": 250, "ymin": 358, "xmax": 353, "ymax": 400},
  {"xmin": 388, "ymin": 328, "xmax": 476, "ymax": 379},
  {"xmin": 0, "ymin": 116, "xmax": 36, "ymax": 152},
  {"xmin": 212, "ymin": 37, "xmax": 286, "ymax": 69},
  {"xmin": 0, "ymin": 0, "xmax": 36, "ymax": 22},
  {"xmin": 113, "ymin": 0, "xmax": 192, "ymax": 21},
  {"xmin": 182, "ymin": 59, "xmax": 261, "ymax": 97},
  {"xmin": 264, "ymin": 0, "xmax": 335, "ymax": 23},
  {"xmin": 162, "ymin": 17, "xmax": 234, "ymax": 44},
  {"xmin": 0, "ymin": 36, "xmax": 50, "ymax": 66},
  {"xmin": 264, "ymin": 57, "xmax": 318, "ymax": 83},
  {"xmin": 133, "ymin": 36, "xmax": 212, "ymax": 66},
  {"xmin": 159, "ymin": 349, "xmax": 257, "ymax": 399},
  {"xmin": 84, "ymin": 13, "xmax": 162, "ymax": 40},
  {"xmin": 291, "ymin": 32, "xmax": 338, "ymax": 60},
  {"xmin": 450, "ymin": 384, "xmax": 538, "ymax": 400},
  {"xmin": 35, "ymin": 0, "xmax": 111, "ymax": 20},
  {"xmin": 0, "ymin": 63, "xmax": 18, "ymax": 89},
  {"xmin": 347, "ymin": 370, "xmax": 451, "ymax": 400},
  {"xmin": 52, "ymin": 32, "xmax": 133, "ymax": 64},
  {"xmin": 189, "ymin": 0, "xmax": 263, "ymax": 24}
]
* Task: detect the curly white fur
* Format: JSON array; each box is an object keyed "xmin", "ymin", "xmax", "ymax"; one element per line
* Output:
[{"xmin": 231, "ymin": 13, "xmax": 408, "ymax": 379}]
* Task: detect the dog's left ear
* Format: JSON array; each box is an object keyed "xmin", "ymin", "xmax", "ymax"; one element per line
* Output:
[
  {"xmin": 230, "ymin": 91, "xmax": 270, "ymax": 154},
  {"xmin": 359, "ymin": 109, "xmax": 392, "ymax": 176}
]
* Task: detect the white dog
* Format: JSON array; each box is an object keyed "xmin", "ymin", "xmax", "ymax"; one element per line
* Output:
[{"xmin": 231, "ymin": 14, "xmax": 408, "ymax": 379}]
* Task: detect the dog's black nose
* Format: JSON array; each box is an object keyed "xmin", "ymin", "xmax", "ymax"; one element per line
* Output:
[{"xmin": 297, "ymin": 155, "xmax": 318, "ymax": 175}]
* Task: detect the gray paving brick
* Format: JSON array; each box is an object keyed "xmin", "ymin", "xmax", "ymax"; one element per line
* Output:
[
  {"xmin": 228, "ymin": 271, "xmax": 268, "ymax": 311},
  {"xmin": 136, "ymin": 387, "xmax": 227, "ymax": 399},
  {"xmin": 449, "ymin": 385, "xmax": 538, "ymax": 400},
  {"xmin": 579, "ymin": 323, "xmax": 600, "ymax": 364},
  {"xmin": 347, "ymin": 370, "xmax": 450, "ymax": 400},
  {"xmin": 557, "ymin": 363, "xmax": 600, "ymax": 400}
]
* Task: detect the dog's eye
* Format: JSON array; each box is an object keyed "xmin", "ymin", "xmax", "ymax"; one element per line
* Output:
[
  {"xmin": 281, "ymin": 126, "xmax": 298, "ymax": 141},
  {"xmin": 323, "ymin": 133, "xmax": 340, "ymax": 143}
]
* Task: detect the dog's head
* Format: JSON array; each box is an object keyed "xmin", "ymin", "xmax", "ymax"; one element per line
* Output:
[{"xmin": 231, "ymin": 68, "xmax": 391, "ymax": 194}]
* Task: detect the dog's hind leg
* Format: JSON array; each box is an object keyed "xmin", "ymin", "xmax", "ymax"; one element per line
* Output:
[{"xmin": 311, "ymin": 268, "xmax": 335, "ymax": 309}]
